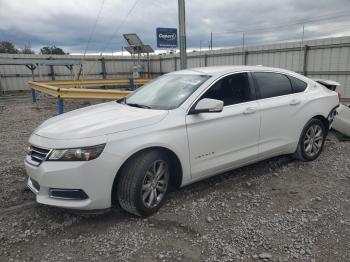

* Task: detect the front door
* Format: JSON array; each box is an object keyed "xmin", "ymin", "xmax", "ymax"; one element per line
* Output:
[{"xmin": 185, "ymin": 73, "xmax": 260, "ymax": 179}]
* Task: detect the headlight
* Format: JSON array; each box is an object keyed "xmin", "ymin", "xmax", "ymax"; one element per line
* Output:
[{"xmin": 48, "ymin": 144, "xmax": 105, "ymax": 161}]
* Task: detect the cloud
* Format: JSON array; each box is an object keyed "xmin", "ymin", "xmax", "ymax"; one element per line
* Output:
[{"xmin": 0, "ymin": 0, "xmax": 350, "ymax": 53}]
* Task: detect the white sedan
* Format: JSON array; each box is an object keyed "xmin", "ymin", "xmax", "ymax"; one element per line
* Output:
[{"xmin": 25, "ymin": 66, "xmax": 339, "ymax": 217}]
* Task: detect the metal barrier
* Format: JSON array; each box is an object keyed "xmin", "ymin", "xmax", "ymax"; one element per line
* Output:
[
  {"xmin": 36, "ymin": 78, "xmax": 150, "ymax": 88},
  {"xmin": 28, "ymin": 78, "xmax": 151, "ymax": 114}
]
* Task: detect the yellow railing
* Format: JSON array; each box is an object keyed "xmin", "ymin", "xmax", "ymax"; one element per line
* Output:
[
  {"xmin": 28, "ymin": 78, "xmax": 151, "ymax": 114},
  {"xmin": 34, "ymin": 78, "xmax": 150, "ymax": 88}
]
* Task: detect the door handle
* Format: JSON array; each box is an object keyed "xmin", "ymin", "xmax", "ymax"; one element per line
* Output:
[
  {"xmin": 290, "ymin": 99, "xmax": 301, "ymax": 106},
  {"xmin": 243, "ymin": 107, "xmax": 257, "ymax": 115}
]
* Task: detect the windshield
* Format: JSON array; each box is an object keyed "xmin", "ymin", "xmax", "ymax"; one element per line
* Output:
[{"xmin": 123, "ymin": 74, "xmax": 210, "ymax": 110}]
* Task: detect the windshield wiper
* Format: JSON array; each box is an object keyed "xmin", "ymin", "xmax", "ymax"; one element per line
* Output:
[
  {"xmin": 125, "ymin": 102, "xmax": 152, "ymax": 109},
  {"xmin": 116, "ymin": 97, "xmax": 126, "ymax": 104}
]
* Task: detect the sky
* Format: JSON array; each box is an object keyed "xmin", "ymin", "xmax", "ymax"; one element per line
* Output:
[{"xmin": 1, "ymin": 0, "xmax": 350, "ymax": 55}]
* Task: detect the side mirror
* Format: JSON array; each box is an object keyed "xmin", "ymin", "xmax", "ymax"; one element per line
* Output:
[{"xmin": 189, "ymin": 98, "xmax": 224, "ymax": 114}]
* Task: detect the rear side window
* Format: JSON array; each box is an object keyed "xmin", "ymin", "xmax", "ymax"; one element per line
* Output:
[
  {"xmin": 253, "ymin": 72, "xmax": 293, "ymax": 99},
  {"xmin": 288, "ymin": 75, "xmax": 307, "ymax": 93}
]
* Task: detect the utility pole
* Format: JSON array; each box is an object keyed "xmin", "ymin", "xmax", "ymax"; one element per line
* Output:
[{"xmin": 178, "ymin": 0, "xmax": 187, "ymax": 69}]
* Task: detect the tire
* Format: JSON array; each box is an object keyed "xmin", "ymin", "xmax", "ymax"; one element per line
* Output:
[
  {"xmin": 293, "ymin": 118, "xmax": 326, "ymax": 161},
  {"xmin": 117, "ymin": 150, "xmax": 171, "ymax": 217}
]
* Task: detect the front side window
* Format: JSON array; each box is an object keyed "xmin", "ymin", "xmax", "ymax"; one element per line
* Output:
[
  {"xmin": 253, "ymin": 72, "xmax": 293, "ymax": 99},
  {"xmin": 124, "ymin": 74, "xmax": 210, "ymax": 110},
  {"xmin": 201, "ymin": 73, "xmax": 252, "ymax": 106}
]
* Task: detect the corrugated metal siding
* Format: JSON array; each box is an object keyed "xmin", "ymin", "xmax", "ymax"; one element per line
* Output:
[
  {"xmin": 1, "ymin": 36, "xmax": 350, "ymax": 98},
  {"xmin": 160, "ymin": 58, "xmax": 174, "ymax": 73}
]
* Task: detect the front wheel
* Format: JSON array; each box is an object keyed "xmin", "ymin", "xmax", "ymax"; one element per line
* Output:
[
  {"xmin": 294, "ymin": 118, "xmax": 326, "ymax": 161},
  {"xmin": 117, "ymin": 151, "xmax": 170, "ymax": 217}
]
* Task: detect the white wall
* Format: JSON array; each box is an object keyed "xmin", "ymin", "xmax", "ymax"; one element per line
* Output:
[
  {"xmin": 1, "ymin": 36, "xmax": 350, "ymax": 98},
  {"xmin": 150, "ymin": 36, "xmax": 350, "ymax": 98}
]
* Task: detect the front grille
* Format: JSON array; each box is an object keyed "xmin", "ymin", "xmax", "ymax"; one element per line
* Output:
[{"xmin": 29, "ymin": 145, "xmax": 50, "ymax": 165}]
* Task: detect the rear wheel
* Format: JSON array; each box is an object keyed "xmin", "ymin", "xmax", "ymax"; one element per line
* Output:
[
  {"xmin": 294, "ymin": 118, "xmax": 326, "ymax": 161},
  {"xmin": 117, "ymin": 151, "xmax": 170, "ymax": 217}
]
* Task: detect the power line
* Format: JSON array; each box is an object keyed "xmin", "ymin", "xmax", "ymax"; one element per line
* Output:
[
  {"xmin": 211, "ymin": 19, "xmax": 350, "ymax": 44},
  {"xmin": 101, "ymin": 0, "xmax": 141, "ymax": 53},
  {"xmin": 76, "ymin": 0, "xmax": 141, "ymax": 79},
  {"xmin": 214, "ymin": 10, "xmax": 350, "ymax": 36},
  {"xmin": 206, "ymin": 22, "xmax": 350, "ymax": 49},
  {"xmin": 76, "ymin": 0, "xmax": 106, "ymax": 80},
  {"xmin": 83, "ymin": 0, "xmax": 106, "ymax": 56}
]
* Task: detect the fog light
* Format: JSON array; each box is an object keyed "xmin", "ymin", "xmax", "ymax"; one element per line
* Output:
[{"xmin": 49, "ymin": 189, "xmax": 89, "ymax": 200}]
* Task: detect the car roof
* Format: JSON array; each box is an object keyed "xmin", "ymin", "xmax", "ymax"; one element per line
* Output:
[{"xmin": 170, "ymin": 65, "xmax": 299, "ymax": 76}]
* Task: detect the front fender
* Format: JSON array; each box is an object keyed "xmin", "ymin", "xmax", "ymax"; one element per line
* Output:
[{"xmin": 105, "ymin": 125, "xmax": 192, "ymax": 187}]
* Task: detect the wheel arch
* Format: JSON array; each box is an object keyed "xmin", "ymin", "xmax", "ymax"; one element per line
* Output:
[
  {"xmin": 293, "ymin": 114, "xmax": 329, "ymax": 154},
  {"xmin": 312, "ymin": 114, "xmax": 329, "ymax": 134},
  {"xmin": 111, "ymin": 146, "xmax": 183, "ymax": 206},
  {"xmin": 293, "ymin": 114, "xmax": 329, "ymax": 161}
]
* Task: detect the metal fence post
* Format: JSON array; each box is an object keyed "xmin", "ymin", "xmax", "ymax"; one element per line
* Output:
[
  {"xmin": 49, "ymin": 57, "xmax": 55, "ymax": 80},
  {"xmin": 243, "ymin": 51, "xmax": 248, "ymax": 65},
  {"xmin": 174, "ymin": 56, "xmax": 177, "ymax": 71},
  {"xmin": 27, "ymin": 64, "xmax": 37, "ymax": 103},
  {"xmin": 303, "ymin": 45, "xmax": 310, "ymax": 76},
  {"xmin": 31, "ymin": 89, "xmax": 37, "ymax": 103},
  {"xmin": 0, "ymin": 74, "xmax": 3, "ymax": 95},
  {"xmin": 101, "ymin": 57, "xmax": 107, "ymax": 79},
  {"xmin": 204, "ymin": 54, "xmax": 208, "ymax": 67},
  {"xmin": 147, "ymin": 53, "xmax": 150, "ymax": 78},
  {"xmin": 37, "ymin": 63, "xmax": 42, "ymax": 80},
  {"xmin": 50, "ymin": 65, "xmax": 55, "ymax": 80},
  {"xmin": 57, "ymin": 98, "xmax": 64, "ymax": 114},
  {"xmin": 159, "ymin": 56, "xmax": 162, "ymax": 75},
  {"xmin": 129, "ymin": 78, "xmax": 136, "ymax": 91}
]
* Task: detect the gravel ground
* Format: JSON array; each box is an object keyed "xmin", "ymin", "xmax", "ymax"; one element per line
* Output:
[{"xmin": 0, "ymin": 93, "xmax": 349, "ymax": 262}]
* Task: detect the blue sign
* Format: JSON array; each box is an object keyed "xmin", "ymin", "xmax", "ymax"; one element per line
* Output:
[{"xmin": 156, "ymin": 28, "xmax": 178, "ymax": 48}]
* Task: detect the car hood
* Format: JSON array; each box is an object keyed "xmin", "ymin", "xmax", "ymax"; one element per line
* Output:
[{"xmin": 34, "ymin": 101, "xmax": 168, "ymax": 140}]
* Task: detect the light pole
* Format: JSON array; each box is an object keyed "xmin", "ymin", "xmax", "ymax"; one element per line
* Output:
[{"xmin": 178, "ymin": 0, "xmax": 187, "ymax": 69}]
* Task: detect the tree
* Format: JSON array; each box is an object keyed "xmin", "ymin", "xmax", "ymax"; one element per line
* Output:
[
  {"xmin": 20, "ymin": 43, "xmax": 35, "ymax": 54},
  {"xmin": 40, "ymin": 45, "xmax": 66, "ymax": 55},
  {"xmin": 0, "ymin": 41, "xmax": 19, "ymax": 54},
  {"xmin": 20, "ymin": 48, "xmax": 35, "ymax": 54}
]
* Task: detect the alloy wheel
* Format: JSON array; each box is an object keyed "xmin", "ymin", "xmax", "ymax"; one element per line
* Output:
[
  {"xmin": 303, "ymin": 124, "xmax": 324, "ymax": 157},
  {"xmin": 141, "ymin": 160, "xmax": 169, "ymax": 208}
]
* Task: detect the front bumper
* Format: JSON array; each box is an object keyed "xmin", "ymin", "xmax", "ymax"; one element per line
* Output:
[{"xmin": 24, "ymin": 148, "xmax": 122, "ymax": 210}]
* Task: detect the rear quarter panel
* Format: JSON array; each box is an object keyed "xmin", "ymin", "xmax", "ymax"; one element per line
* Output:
[{"xmin": 294, "ymin": 82, "xmax": 338, "ymax": 142}]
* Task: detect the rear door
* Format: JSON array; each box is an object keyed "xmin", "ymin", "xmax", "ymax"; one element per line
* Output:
[
  {"xmin": 186, "ymin": 72, "xmax": 260, "ymax": 179},
  {"xmin": 252, "ymin": 72, "xmax": 307, "ymax": 158}
]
